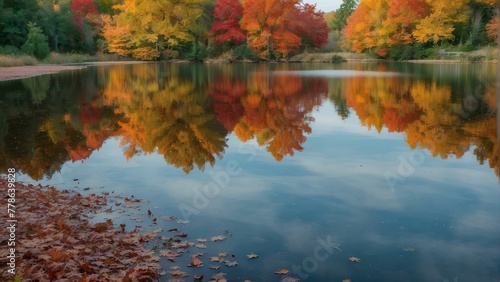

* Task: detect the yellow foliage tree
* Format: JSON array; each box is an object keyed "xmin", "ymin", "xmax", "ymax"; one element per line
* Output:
[
  {"xmin": 413, "ymin": 0, "xmax": 468, "ymax": 43},
  {"xmin": 101, "ymin": 0, "xmax": 209, "ymax": 60}
]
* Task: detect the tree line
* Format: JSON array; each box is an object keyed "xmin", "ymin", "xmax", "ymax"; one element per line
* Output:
[
  {"xmin": 331, "ymin": 0, "xmax": 499, "ymax": 59},
  {"xmin": 0, "ymin": 0, "xmax": 329, "ymax": 60},
  {"xmin": 1, "ymin": 0, "xmax": 498, "ymax": 61}
]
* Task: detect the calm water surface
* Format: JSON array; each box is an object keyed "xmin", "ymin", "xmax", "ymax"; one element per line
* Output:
[{"xmin": 1, "ymin": 62, "xmax": 499, "ymax": 281}]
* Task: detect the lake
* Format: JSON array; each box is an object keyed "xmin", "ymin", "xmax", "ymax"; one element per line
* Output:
[{"xmin": 1, "ymin": 62, "xmax": 499, "ymax": 281}]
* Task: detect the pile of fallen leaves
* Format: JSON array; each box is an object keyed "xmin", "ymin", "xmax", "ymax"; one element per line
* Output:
[{"xmin": 0, "ymin": 178, "xmax": 160, "ymax": 281}]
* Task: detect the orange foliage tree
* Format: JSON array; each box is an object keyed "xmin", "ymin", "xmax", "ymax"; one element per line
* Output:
[
  {"xmin": 344, "ymin": 0, "xmax": 389, "ymax": 53},
  {"xmin": 241, "ymin": 0, "xmax": 328, "ymax": 59},
  {"xmin": 382, "ymin": 0, "xmax": 430, "ymax": 46}
]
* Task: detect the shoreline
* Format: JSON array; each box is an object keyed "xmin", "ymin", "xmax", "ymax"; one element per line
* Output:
[
  {"xmin": 0, "ymin": 61, "xmax": 145, "ymax": 82},
  {"xmin": 0, "ymin": 58, "xmax": 497, "ymax": 81}
]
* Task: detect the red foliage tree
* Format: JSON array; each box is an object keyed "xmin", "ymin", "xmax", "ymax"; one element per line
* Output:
[
  {"xmin": 292, "ymin": 3, "xmax": 329, "ymax": 48},
  {"xmin": 71, "ymin": 0, "xmax": 99, "ymax": 20},
  {"xmin": 210, "ymin": 0, "xmax": 247, "ymax": 45}
]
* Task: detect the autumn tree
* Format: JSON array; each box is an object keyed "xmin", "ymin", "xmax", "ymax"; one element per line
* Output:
[
  {"xmin": 209, "ymin": 0, "xmax": 246, "ymax": 45},
  {"xmin": 241, "ymin": 0, "xmax": 328, "ymax": 58},
  {"xmin": 382, "ymin": 0, "xmax": 429, "ymax": 46},
  {"xmin": 413, "ymin": 0, "xmax": 468, "ymax": 43},
  {"xmin": 70, "ymin": 0, "xmax": 100, "ymax": 53},
  {"xmin": 291, "ymin": 3, "xmax": 329, "ymax": 49},
  {"xmin": 486, "ymin": 16, "xmax": 499, "ymax": 40},
  {"xmin": 102, "ymin": 0, "xmax": 210, "ymax": 60},
  {"xmin": 344, "ymin": 0, "xmax": 389, "ymax": 53}
]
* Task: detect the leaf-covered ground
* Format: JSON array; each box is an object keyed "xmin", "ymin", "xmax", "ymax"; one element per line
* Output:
[
  {"xmin": 0, "ymin": 178, "xmax": 307, "ymax": 282},
  {"xmin": 0, "ymin": 178, "xmax": 161, "ymax": 281}
]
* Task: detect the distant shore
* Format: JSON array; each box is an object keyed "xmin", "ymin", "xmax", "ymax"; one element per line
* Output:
[{"xmin": 0, "ymin": 55, "xmax": 497, "ymax": 82}]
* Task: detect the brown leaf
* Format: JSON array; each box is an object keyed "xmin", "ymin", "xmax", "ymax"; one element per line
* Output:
[
  {"xmin": 48, "ymin": 249, "xmax": 68, "ymax": 261},
  {"xmin": 188, "ymin": 254, "xmax": 203, "ymax": 267},
  {"xmin": 169, "ymin": 270, "xmax": 189, "ymax": 277},
  {"xmin": 348, "ymin": 257, "xmax": 361, "ymax": 262},
  {"xmin": 275, "ymin": 268, "xmax": 289, "ymax": 275}
]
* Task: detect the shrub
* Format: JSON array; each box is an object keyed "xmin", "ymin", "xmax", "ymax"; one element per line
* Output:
[
  {"xmin": 0, "ymin": 45, "xmax": 21, "ymax": 55},
  {"xmin": 232, "ymin": 44, "xmax": 258, "ymax": 61},
  {"xmin": 21, "ymin": 22, "xmax": 50, "ymax": 60},
  {"xmin": 331, "ymin": 54, "xmax": 347, "ymax": 63}
]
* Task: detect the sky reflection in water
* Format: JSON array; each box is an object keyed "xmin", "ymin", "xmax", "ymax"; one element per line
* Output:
[{"xmin": 0, "ymin": 62, "xmax": 499, "ymax": 281}]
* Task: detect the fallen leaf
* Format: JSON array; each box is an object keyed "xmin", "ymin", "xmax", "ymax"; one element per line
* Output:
[
  {"xmin": 247, "ymin": 253, "xmax": 258, "ymax": 259},
  {"xmin": 209, "ymin": 265, "xmax": 220, "ymax": 270},
  {"xmin": 211, "ymin": 235, "xmax": 226, "ymax": 242},
  {"xmin": 225, "ymin": 260, "xmax": 238, "ymax": 267},
  {"xmin": 217, "ymin": 252, "xmax": 227, "ymax": 257},
  {"xmin": 195, "ymin": 244, "xmax": 207, "ymax": 249},
  {"xmin": 188, "ymin": 254, "xmax": 203, "ymax": 267},
  {"xmin": 209, "ymin": 256, "xmax": 220, "ymax": 262},
  {"xmin": 403, "ymin": 247, "xmax": 416, "ymax": 252},
  {"xmin": 281, "ymin": 278, "xmax": 300, "ymax": 282},
  {"xmin": 211, "ymin": 272, "xmax": 227, "ymax": 282},
  {"xmin": 169, "ymin": 270, "xmax": 189, "ymax": 277},
  {"xmin": 196, "ymin": 238, "xmax": 207, "ymax": 243},
  {"xmin": 348, "ymin": 257, "xmax": 361, "ymax": 262},
  {"xmin": 177, "ymin": 220, "xmax": 189, "ymax": 224},
  {"xmin": 343, "ymin": 279, "xmax": 352, "ymax": 282},
  {"xmin": 275, "ymin": 268, "xmax": 289, "ymax": 275}
]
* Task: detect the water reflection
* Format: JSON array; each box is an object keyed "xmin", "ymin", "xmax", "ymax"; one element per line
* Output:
[{"xmin": 0, "ymin": 63, "xmax": 497, "ymax": 179}]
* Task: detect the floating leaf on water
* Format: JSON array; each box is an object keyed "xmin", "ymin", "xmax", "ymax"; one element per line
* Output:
[
  {"xmin": 209, "ymin": 256, "xmax": 220, "ymax": 262},
  {"xmin": 275, "ymin": 268, "xmax": 289, "ymax": 275},
  {"xmin": 211, "ymin": 272, "xmax": 227, "ymax": 282},
  {"xmin": 196, "ymin": 238, "xmax": 207, "ymax": 243},
  {"xmin": 169, "ymin": 270, "xmax": 189, "ymax": 277},
  {"xmin": 225, "ymin": 260, "xmax": 238, "ymax": 267},
  {"xmin": 188, "ymin": 254, "xmax": 203, "ymax": 268},
  {"xmin": 247, "ymin": 253, "xmax": 258, "ymax": 259},
  {"xmin": 195, "ymin": 244, "xmax": 207, "ymax": 249},
  {"xmin": 209, "ymin": 265, "xmax": 220, "ymax": 270},
  {"xmin": 281, "ymin": 278, "xmax": 300, "ymax": 282},
  {"xmin": 217, "ymin": 252, "xmax": 228, "ymax": 257},
  {"xmin": 403, "ymin": 247, "xmax": 416, "ymax": 252},
  {"xmin": 177, "ymin": 220, "xmax": 189, "ymax": 224},
  {"xmin": 348, "ymin": 257, "xmax": 361, "ymax": 262},
  {"xmin": 211, "ymin": 235, "xmax": 226, "ymax": 242}
]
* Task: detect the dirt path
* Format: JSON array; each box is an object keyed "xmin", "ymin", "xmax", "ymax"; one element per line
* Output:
[{"xmin": 0, "ymin": 65, "xmax": 86, "ymax": 81}]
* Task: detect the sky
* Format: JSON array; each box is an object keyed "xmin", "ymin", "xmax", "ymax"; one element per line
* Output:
[{"xmin": 305, "ymin": 0, "xmax": 343, "ymax": 12}]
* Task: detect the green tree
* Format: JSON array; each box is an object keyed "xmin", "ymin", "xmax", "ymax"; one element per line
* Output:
[
  {"xmin": 21, "ymin": 22, "xmax": 50, "ymax": 59},
  {"xmin": 329, "ymin": 0, "xmax": 357, "ymax": 30},
  {"xmin": 0, "ymin": 0, "xmax": 38, "ymax": 48}
]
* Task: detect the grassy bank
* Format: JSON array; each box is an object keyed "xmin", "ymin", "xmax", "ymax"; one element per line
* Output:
[{"xmin": 1, "ymin": 47, "xmax": 498, "ymax": 67}]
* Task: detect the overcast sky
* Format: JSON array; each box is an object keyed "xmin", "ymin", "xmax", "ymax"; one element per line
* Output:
[{"xmin": 305, "ymin": 0, "xmax": 344, "ymax": 13}]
